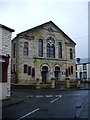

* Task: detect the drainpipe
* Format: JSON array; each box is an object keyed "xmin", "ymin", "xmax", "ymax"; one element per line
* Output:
[{"xmin": 5, "ymin": 54, "xmax": 10, "ymax": 82}]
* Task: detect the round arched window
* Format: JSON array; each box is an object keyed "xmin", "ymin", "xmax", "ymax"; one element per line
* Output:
[
  {"xmin": 55, "ymin": 66, "xmax": 60, "ymax": 71},
  {"xmin": 42, "ymin": 66, "xmax": 48, "ymax": 71}
]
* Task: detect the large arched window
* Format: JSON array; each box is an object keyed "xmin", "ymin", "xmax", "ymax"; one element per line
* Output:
[
  {"xmin": 46, "ymin": 37, "xmax": 55, "ymax": 58},
  {"xmin": 38, "ymin": 39, "xmax": 43, "ymax": 57},
  {"xmin": 70, "ymin": 48, "xmax": 73, "ymax": 59},
  {"xmin": 24, "ymin": 42, "xmax": 28, "ymax": 56},
  {"xmin": 58, "ymin": 42, "xmax": 62, "ymax": 58}
]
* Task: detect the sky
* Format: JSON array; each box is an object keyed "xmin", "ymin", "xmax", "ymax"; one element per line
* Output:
[{"xmin": 0, "ymin": 0, "xmax": 89, "ymax": 58}]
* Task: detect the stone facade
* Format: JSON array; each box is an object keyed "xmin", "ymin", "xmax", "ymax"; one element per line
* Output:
[
  {"xmin": 0, "ymin": 24, "xmax": 14, "ymax": 99},
  {"xmin": 11, "ymin": 21, "xmax": 76, "ymax": 85}
]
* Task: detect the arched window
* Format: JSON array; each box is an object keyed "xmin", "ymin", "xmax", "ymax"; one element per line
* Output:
[
  {"xmin": 46, "ymin": 37, "xmax": 55, "ymax": 58},
  {"xmin": 38, "ymin": 39, "xmax": 43, "ymax": 57},
  {"xmin": 66, "ymin": 68, "xmax": 68, "ymax": 77},
  {"xmin": 24, "ymin": 42, "xmax": 28, "ymax": 56},
  {"xmin": 47, "ymin": 43, "xmax": 50, "ymax": 57},
  {"xmin": 70, "ymin": 48, "xmax": 73, "ymax": 59},
  {"xmin": 42, "ymin": 66, "xmax": 48, "ymax": 71},
  {"xmin": 71, "ymin": 66, "xmax": 73, "ymax": 74},
  {"xmin": 58, "ymin": 42, "xmax": 62, "ymax": 58},
  {"xmin": 55, "ymin": 66, "xmax": 60, "ymax": 71},
  {"xmin": 13, "ymin": 43, "xmax": 16, "ymax": 58}
]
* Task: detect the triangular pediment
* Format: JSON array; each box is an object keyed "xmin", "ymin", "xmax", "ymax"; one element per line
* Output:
[{"xmin": 16, "ymin": 21, "xmax": 76, "ymax": 45}]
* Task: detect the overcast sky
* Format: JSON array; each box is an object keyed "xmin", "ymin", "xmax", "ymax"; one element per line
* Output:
[{"xmin": 0, "ymin": 0, "xmax": 89, "ymax": 58}]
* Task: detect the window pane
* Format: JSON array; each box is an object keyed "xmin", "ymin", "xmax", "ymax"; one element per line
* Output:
[
  {"xmin": 32, "ymin": 68, "xmax": 35, "ymax": 77},
  {"xmin": 66, "ymin": 68, "xmax": 68, "ymax": 77},
  {"xmin": 24, "ymin": 64, "xmax": 27, "ymax": 73},
  {"xmin": 13, "ymin": 43, "xmax": 16, "ymax": 58},
  {"xmin": 58, "ymin": 42, "xmax": 62, "ymax": 58},
  {"xmin": 47, "ymin": 43, "xmax": 50, "ymax": 57},
  {"xmin": 38, "ymin": 39, "xmax": 43, "ymax": 57},
  {"xmin": 68, "ymin": 67, "xmax": 71, "ymax": 75},
  {"xmin": 28, "ymin": 66, "xmax": 31, "ymax": 75},
  {"xmin": 70, "ymin": 48, "xmax": 73, "ymax": 59},
  {"xmin": 83, "ymin": 72, "xmax": 87, "ymax": 79},
  {"xmin": 71, "ymin": 66, "xmax": 73, "ymax": 74},
  {"xmin": 50, "ymin": 45, "xmax": 55, "ymax": 58},
  {"xmin": 83, "ymin": 64, "xmax": 87, "ymax": 70},
  {"xmin": 24, "ymin": 42, "xmax": 28, "ymax": 56}
]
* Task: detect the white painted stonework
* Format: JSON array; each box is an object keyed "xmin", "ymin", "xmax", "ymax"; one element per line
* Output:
[{"xmin": 0, "ymin": 24, "xmax": 14, "ymax": 99}]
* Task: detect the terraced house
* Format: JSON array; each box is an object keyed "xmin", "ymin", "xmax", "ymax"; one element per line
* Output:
[{"xmin": 11, "ymin": 21, "xmax": 76, "ymax": 85}]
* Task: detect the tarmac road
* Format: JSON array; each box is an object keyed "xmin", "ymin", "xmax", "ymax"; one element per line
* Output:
[{"xmin": 2, "ymin": 89, "xmax": 89, "ymax": 119}]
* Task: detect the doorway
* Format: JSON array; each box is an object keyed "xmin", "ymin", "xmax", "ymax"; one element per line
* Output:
[
  {"xmin": 54, "ymin": 66, "xmax": 60, "ymax": 82},
  {"xmin": 42, "ymin": 66, "xmax": 48, "ymax": 83}
]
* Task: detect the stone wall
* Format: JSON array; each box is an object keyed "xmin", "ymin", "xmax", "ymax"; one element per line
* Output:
[
  {"xmin": 0, "ymin": 26, "xmax": 13, "ymax": 99},
  {"xmin": 12, "ymin": 22, "xmax": 76, "ymax": 84}
]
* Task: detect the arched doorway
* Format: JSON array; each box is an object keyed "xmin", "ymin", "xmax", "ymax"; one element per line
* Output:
[
  {"xmin": 54, "ymin": 66, "xmax": 61, "ymax": 81},
  {"xmin": 41, "ymin": 66, "xmax": 48, "ymax": 83}
]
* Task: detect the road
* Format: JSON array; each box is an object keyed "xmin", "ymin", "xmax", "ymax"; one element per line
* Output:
[{"xmin": 2, "ymin": 89, "xmax": 89, "ymax": 119}]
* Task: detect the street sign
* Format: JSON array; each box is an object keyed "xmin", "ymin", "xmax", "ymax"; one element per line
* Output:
[{"xmin": 50, "ymin": 72, "xmax": 54, "ymax": 75}]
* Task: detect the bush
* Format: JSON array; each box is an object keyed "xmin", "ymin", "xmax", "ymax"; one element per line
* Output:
[{"xmin": 51, "ymin": 77, "xmax": 55, "ymax": 80}]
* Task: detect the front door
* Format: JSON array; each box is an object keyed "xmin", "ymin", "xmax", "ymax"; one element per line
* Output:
[
  {"xmin": 55, "ymin": 71, "xmax": 59, "ymax": 81},
  {"xmin": 42, "ymin": 71, "xmax": 47, "ymax": 82}
]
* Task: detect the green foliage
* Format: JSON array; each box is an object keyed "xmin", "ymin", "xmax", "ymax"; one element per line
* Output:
[{"xmin": 51, "ymin": 77, "xmax": 55, "ymax": 80}]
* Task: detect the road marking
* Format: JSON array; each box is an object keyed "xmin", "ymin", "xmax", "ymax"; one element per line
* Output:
[
  {"xmin": 17, "ymin": 108, "xmax": 40, "ymax": 120},
  {"xmin": 27, "ymin": 95, "xmax": 34, "ymax": 98},
  {"xmin": 50, "ymin": 95, "xmax": 62, "ymax": 103},
  {"xmin": 55, "ymin": 95, "xmax": 62, "ymax": 97},
  {"xmin": 45, "ymin": 95, "xmax": 53, "ymax": 98},
  {"xmin": 26, "ymin": 94, "xmax": 62, "ymax": 98},
  {"xmin": 36, "ymin": 95, "xmax": 43, "ymax": 98}
]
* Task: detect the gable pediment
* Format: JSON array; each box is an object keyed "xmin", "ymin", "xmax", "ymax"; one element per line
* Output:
[{"xmin": 16, "ymin": 21, "xmax": 76, "ymax": 45}]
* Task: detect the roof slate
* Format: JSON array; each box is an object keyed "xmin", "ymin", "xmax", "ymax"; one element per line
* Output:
[
  {"xmin": 76, "ymin": 58, "xmax": 90, "ymax": 64},
  {"xmin": 0, "ymin": 24, "xmax": 15, "ymax": 32}
]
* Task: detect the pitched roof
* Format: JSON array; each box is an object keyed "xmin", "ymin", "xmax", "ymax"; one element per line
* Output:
[
  {"xmin": 0, "ymin": 24, "xmax": 15, "ymax": 32},
  {"xmin": 16, "ymin": 21, "xmax": 76, "ymax": 45},
  {"xmin": 76, "ymin": 58, "xmax": 90, "ymax": 64}
]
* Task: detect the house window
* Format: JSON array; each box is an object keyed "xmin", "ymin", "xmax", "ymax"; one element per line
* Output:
[
  {"xmin": 58, "ymin": 42, "xmax": 62, "ymax": 58},
  {"xmin": 24, "ymin": 64, "xmax": 27, "ymax": 73},
  {"xmin": 13, "ymin": 43, "xmax": 16, "ymax": 58},
  {"xmin": 66, "ymin": 68, "xmax": 68, "ymax": 77},
  {"xmin": 83, "ymin": 72, "xmax": 87, "ymax": 79},
  {"xmin": 70, "ymin": 48, "xmax": 73, "ymax": 59},
  {"xmin": 79, "ymin": 72, "xmax": 82, "ymax": 79},
  {"xmin": 71, "ymin": 66, "xmax": 73, "ymax": 74},
  {"xmin": 13, "ymin": 64, "xmax": 16, "ymax": 73},
  {"xmin": 76, "ymin": 65, "xmax": 77, "ymax": 71},
  {"xmin": 47, "ymin": 37, "xmax": 55, "ymax": 58},
  {"xmin": 68, "ymin": 67, "xmax": 71, "ymax": 75},
  {"xmin": 83, "ymin": 64, "xmax": 87, "ymax": 70},
  {"xmin": 76, "ymin": 72, "xmax": 77, "ymax": 78},
  {"xmin": 32, "ymin": 68, "xmax": 35, "ymax": 77},
  {"xmin": 38, "ymin": 39, "xmax": 43, "ymax": 57},
  {"xmin": 24, "ymin": 42, "xmax": 28, "ymax": 56},
  {"xmin": 28, "ymin": 66, "xmax": 31, "ymax": 75}
]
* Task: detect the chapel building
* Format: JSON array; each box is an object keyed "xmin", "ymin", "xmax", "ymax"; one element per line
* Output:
[{"xmin": 11, "ymin": 21, "xmax": 76, "ymax": 84}]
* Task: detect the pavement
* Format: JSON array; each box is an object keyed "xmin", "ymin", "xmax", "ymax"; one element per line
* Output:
[
  {"xmin": 2, "ymin": 97, "xmax": 26, "ymax": 107},
  {"xmin": 2, "ymin": 83, "xmax": 90, "ymax": 107}
]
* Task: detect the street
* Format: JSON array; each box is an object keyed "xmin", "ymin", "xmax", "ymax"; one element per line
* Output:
[{"xmin": 2, "ymin": 89, "xmax": 89, "ymax": 119}]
